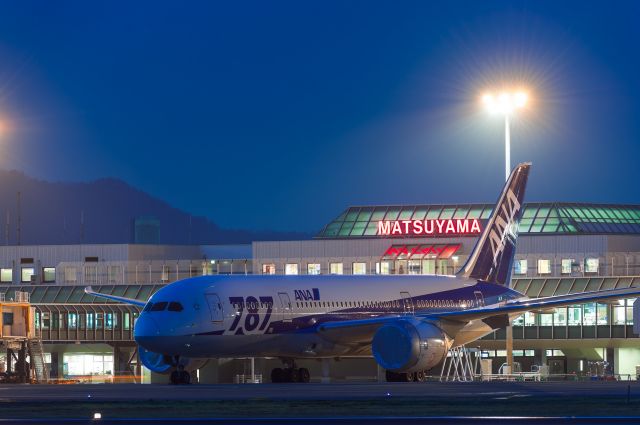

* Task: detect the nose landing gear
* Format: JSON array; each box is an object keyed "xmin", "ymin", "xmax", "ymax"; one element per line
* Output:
[
  {"xmin": 169, "ymin": 357, "xmax": 191, "ymax": 385},
  {"xmin": 271, "ymin": 359, "xmax": 310, "ymax": 383}
]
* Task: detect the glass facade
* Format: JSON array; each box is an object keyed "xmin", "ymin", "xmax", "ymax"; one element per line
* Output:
[
  {"xmin": 64, "ymin": 354, "xmax": 114, "ymax": 377},
  {"xmin": 317, "ymin": 202, "xmax": 640, "ymax": 238}
]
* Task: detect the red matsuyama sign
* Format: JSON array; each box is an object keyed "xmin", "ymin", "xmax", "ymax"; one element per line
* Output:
[{"xmin": 376, "ymin": 219, "xmax": 482, "ymax": 237}]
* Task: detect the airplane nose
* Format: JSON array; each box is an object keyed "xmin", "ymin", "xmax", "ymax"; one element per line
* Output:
[{"xmin": 134, "ymin": 314, "xmax": 160, "ymax": 343}]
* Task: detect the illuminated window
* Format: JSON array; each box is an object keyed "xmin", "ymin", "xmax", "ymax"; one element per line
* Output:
[
  {"xmin": 585, "ymin": 258, "xmax": 599, "ymax": 274},
  {"xmin": 285, "ymin": 263, "xmax": 299, "ymax": 275},
  {"xmin": 262, "ymin": 264, "xmax": 276, "ymax": 275},
  {"xmin": 0, "ymin": 268, "xmax": 12, "ymax": 283},
  {"xmin": 42, "ymin": 312, "xmax": 50, "ymax": 329},
  {"xmin": 21, "ymin": 267, "xmax": 35, "ymax": 283},
  {"xmin": 124, "ymin": 313, "xmax": 131, "ymax": 330},
  {"xmin": 43, "ymin": 267, "xmax": 56, "ymax": 283},
  {"xmin": 583, "ymin": 303, "xmax": 596, "ymax": 325},
  {"xmin": 307, "ymin": 264, "xmax": 321, "ymax": 275},
  {"xmin": 568, "ymin": 305, "xmax": 582, "ymax": 326},
  {"xmin": 553, "ymin": 307, "xmax": 566, "ymax": 325},
  {"xmin": 376, "ymin": 262, "xmax": 391, "ymax": 275},
  {"xmin": 408, "ymin": 260, "xmax": 421, "ymax": 275},
  {"xmin": 613, "ymin": 301, "xmax": 626, "ymax": 325},
  {"xmin": 514, "ymin": 259, "xmax": 527, "ymax": 275},
  {"xmin": 597, "ymin": 303, "xmax": 608, "ymax": 325},
  {"xmin": 561, "ymin": 259, "xmax": 573, "ymax": 274},
  {"xmin": 627, "ymin": 299, "xmax": 636, "ymax": 325},
  {"xmin": 330, "ymin": 263, "xmax": 343, "ymax": 275},
  {"xmin": 63, "ymin": 354, "xmax": 114, "ymax": 377},
  {"xmin": 422, "ymin": 260, "xmax": 435, "ymax": 275},
  {"xmin": 537, "ymin": 259, "xmax": 551, "ymax": 275},
  {"xmin": 539, "ymin": 313, "xmax": 553, "ymax": 326},
  {"xmin": 352, "ymin": 262, "xmax": 367, "ymax": 275}
]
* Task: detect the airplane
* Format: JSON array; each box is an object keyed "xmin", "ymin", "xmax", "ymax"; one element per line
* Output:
[{"xmin": 86, "ymin": 162, "xmax": 640, "ymax": 384}]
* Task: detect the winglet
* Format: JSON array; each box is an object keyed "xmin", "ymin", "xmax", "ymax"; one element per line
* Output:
[{"xmin": 456, "ymin": 162, "xmax": 531, "ymax": 286}]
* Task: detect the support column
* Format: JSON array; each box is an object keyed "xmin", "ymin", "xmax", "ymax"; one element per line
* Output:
[
  {"xmin": 506, "ymin": 324, "xmax": 514, "ymax": 372},
  {"xmin": 377, "ymin": 364, "xmax": 386, "ymax": 383}
]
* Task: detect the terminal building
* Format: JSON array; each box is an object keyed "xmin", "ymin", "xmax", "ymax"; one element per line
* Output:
[{"xmin": 1, "ymin": 202, "xmax": 640, "ymax": 382}]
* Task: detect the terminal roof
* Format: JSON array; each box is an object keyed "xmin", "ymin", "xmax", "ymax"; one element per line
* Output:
[{"xmin": 316, "ymin": 202, "xmax": 640, "ymax": 238}]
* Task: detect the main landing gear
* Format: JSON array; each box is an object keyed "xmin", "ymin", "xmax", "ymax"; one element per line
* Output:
[
  {"xmin": 385, "ymin": 370, "xmax": 428, "ymax": 382},
  {"xmin": 271, "ymin": 359, "xmax": 310, "ymax": 383}
]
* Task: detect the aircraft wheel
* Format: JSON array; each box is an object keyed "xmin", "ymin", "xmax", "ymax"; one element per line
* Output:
[
  {"xmin": 298, "ymin": 368, "xmax": 311, "ymax": 383},
  {"xmin": 271, "ymin": 368, "xmax": 284, "ymax": 383},
  {"xmin": 287, "ymin": 368, "xmax": 299, "ymax": 383},
  {"xmin": 405, "ymin": 372, "xmax": 415, "ymax": 382},
  {"xmin": 170, "ymin": 370, "xmax": 180, "ymax": 385},
  {"xmin": 415, "ymin": 370, "xmax": 426, "ymax": 382}
]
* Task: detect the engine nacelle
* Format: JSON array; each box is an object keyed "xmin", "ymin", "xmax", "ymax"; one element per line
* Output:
[
  {"xmin": 138, "ymin": 346, "xmax": 208, "ymax": 374},
  {"xmin": 372, "ymin": 320, "xmax": 449, "ymax": 373}
]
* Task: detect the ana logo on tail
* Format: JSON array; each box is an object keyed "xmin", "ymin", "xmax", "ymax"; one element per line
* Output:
[{"xmin": 488, "ymin": 188, "xmax": 521, "ymax": 267}]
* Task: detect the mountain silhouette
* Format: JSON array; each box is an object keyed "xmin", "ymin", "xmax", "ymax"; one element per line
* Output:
[{"xmin": 0, "ymin": 170, "xmax": 309, "ymax": 245}]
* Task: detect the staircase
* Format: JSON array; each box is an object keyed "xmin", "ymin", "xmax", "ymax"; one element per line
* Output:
[{"xmin": 27, "ymin": 338, "xmax": 50, "ymax": 383}]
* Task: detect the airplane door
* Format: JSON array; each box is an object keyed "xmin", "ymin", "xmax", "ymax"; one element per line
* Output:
[
  {"xmin": 278, "ymin": 292, "xmax": 292, "ymax": 322},
  {"xmin": 474, "ymin": 291, "xmax": 485, "ymax": 307},
  {"xmin": 205, "ymin": 293, "xmax": 224, "ymax": 322},
  {"xmin": 400, "ymin": 291, "xmax": 414, "ymax": 315}
]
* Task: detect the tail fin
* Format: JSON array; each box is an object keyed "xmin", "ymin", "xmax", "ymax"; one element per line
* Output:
[{"xmin": 456, "ymin": 162, "xmax": 531, "ymax": 286}]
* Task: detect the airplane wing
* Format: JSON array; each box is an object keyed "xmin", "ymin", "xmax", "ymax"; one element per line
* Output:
[
  {"xmin": 433, "ymin": 286, "xmax": 640, "ymax": 323},
  {"xmin": 84, "ymin": 286, "xmax": 147, "ymax": 308},
  {"xmin": 317, "ymin": 286, "xmax": 640, "ymax": 343}
]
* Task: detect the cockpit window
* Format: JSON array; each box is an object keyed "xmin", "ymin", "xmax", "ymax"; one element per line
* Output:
[
  {"xmin": 168, "ymin": 302, "xmax": 184, "ymax": 312},
  {"xmin": 143, "ymin": 303, "xmax": 154, "ymax": 312},
  {"xmin": 150, "ymin": 301, "xmax": 168, "ymax": 311}
]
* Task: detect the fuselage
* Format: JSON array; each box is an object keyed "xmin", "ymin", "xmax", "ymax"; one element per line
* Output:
[{"xmin": 133, "ymin": 274, "xmax": 523, "ymax": 359}]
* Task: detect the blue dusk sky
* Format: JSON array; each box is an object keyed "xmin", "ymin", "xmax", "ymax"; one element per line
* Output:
[{"xmin": 0, "ymin": 1, "xmax": 638, "ymax": 233}]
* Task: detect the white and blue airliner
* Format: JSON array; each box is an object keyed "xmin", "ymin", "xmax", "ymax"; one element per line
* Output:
[{"xmin": 87, "ymin": 163, "xmax": 640, "ymax": 383}]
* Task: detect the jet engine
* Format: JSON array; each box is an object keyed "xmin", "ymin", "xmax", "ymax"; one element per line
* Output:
[
  {"xmin": 138, "ymin": 346, "xmax": 208, "ymax": 374},
  {"xmin": 371, "ymin": 319, "xmax": 449, "ymax": 373}
]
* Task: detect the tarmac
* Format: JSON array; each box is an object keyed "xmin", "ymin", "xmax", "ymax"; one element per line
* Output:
[{"xmin": 0, "ymin": 380, "xmax": 638, "ymax": 402}]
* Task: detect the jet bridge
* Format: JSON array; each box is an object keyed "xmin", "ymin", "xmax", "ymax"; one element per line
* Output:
[{"xmin": 0, "ymin": 291, "xmax": 49, "ymax": 383}]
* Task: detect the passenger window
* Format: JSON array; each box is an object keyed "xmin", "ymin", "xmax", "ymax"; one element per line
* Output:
[
  {"xmin": 168, "ymin": 302, "xmax": 184, "ymax": 312},
  {"xmin": 150, "ymin": 302, "xmax": 168, "ymax": 311},
  {"xmin": 143, "ymin": 303, "xmax": 154, "ymax": 312}
]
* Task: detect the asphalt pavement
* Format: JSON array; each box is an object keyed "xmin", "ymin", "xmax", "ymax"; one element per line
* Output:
[{"xmin": 0, "ymin": 381, "xmax": 638, "ymax": 402}]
